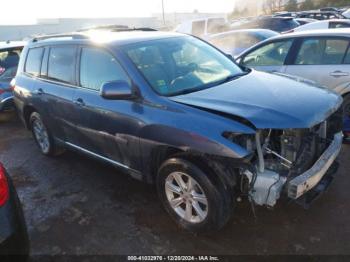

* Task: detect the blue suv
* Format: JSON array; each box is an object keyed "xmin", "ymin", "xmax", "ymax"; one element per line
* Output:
[{"xmin": 14, "ymin": 30, "xmax": 343, "ymax": 232}]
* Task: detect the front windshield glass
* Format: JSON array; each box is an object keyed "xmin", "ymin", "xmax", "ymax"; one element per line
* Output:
[{"xmin": 123, "ymin": 36, "xmax": 244, "ymax": 96}]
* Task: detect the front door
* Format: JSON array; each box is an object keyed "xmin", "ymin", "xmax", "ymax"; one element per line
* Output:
[
  {"xmin": 72, "ymin": 46, "xmax": 142, "ymax": 170},
  {"xmin": 240, "ymin": 39, "xmax": 294, "ymax": 74}
]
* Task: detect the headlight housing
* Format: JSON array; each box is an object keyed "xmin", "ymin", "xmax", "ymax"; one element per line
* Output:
[{"xmin": 222, "ymin": 132, "xmax": 256, "ymax": 152}]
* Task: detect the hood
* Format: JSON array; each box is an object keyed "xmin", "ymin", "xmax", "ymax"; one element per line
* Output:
[{"xmin": 170, "ymin": 70, "xmax": 342, "ymax": 129}]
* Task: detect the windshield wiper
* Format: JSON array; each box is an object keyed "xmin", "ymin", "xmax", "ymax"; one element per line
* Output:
[
  {"xmin": 216, "ymin": 72, "xmax": 249, "ymax": 85},
  {"xmin": 169, "ymin": 71, "xmax": 250, "ymax": 97}
]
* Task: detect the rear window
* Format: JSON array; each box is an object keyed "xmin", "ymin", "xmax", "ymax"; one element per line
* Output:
[
  {"xmin": 272, "ymin": 19, "xmax": 299, "ymax": 32},
  {"xmin": 25, "ymin": 47, "xmax": 44, "ymax": 77},
  {"xmin": 48, "ymin": 46, "xmax": 76, "ymax": 84}
]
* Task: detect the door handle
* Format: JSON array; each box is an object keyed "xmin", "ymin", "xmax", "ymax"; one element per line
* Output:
[
  {"xmin": 330, "ymin": 71, "xmax": 349, "ymax": 77},
  {"xmin": 74, "ymin": 98, "xmax": 85, "ymax": 106},
  {"xmin": 34, "ymin": 88, "xmax": 44, "ymax": 95}
]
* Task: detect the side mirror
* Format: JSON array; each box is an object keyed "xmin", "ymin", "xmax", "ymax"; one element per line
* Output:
[{"xmin": 100, "ymin": 80, "xmax": 134, "ymax": 100}]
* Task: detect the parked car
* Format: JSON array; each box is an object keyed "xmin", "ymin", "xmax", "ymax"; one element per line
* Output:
[
  {"xmin": 292, "ymin": 19, "xmax": 350, "ymax": 32},
  {"xmin": 342, "ymin": 8, "xmax": 350, "ymax": 18},
  {"xmin": 296, "ymin": 11, "xmax": 346, "ymax": 20},
  {"xmin": 14, "ymin": 30, "xmax": 343, "ymax": 232},
  {"xmin": 236, "ymin": 29, "xmax": 350, "ymax": 140},
  {"xmin": 295, "ymin": 18, "xmax": 318, "ymax": 25},
  {"xmin": 231, "ymin": 16, "xmax": 300, "ymax": 33},
  {"xmin": 207, "ymin": 29, "xmax": 279, "ymax": 57},
  {"xmin": 274, "ymin": 12, "xmax": 297, "ymax": 18},
  {"xmin": 320, "ymin": 7, "xmax": 341, "ymax": 13},
  {"xmin": 0, "ymin": 162, "xmax": 29, "ymax": 259},
  {"xmin": 0, "ymin": 41, "xmax": 25, "ymax": 113},
  {"xmin": 175, "ymin": 17, "xmax": 230, "ymax": 39}
]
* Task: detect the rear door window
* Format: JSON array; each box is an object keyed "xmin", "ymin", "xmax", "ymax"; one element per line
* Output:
[
  {"xmin": 242, "ymin": 40, "xmax": 293, "ymax": 66},
  {"xmin": 48, "ymin": 46, "xmax": 76, "ymax": 84},
  {"xmin": 25, "ymin": 47, "xmax": 44, "ymax": 77},
  {"xmin": 329, "ymin": 22, "xmax": 350, "ymax": 29},
  {"xmin": 79, "ymin": 47, "xmax": 130, "ymax": 91},
  {"xmin": 295, "ymin": 38, "xmax": 349, "ymax": 65}
]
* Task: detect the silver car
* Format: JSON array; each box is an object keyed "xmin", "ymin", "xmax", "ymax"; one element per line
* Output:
[{"xmin": 236, "ymin": 29, "xmax": 350, "ymax": 124}]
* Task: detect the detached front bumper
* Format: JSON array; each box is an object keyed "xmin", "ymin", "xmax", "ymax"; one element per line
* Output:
[{"xmin": 287, "ymin": 132, "xmax": 343, "ymax": 199}]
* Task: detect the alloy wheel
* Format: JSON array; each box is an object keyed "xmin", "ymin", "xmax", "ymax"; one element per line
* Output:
[
  {"xmin": 165, "ymin": 172, "xmax": 208, "ymax": 223},
  {"xmin": 32, "ymin": 119, "xmax": 50, "ymax": 153}
]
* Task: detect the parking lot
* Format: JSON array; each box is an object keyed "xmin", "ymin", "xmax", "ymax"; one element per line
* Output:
[{"xmin": 0, "ymin": 115, "xmax": 349, "ymax": 256}]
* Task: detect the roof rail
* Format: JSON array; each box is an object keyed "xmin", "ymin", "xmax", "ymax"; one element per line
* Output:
[
  {"xmin": 79, "ymin": 25, "xmax": 158, "ymax": 32},
  {"xmin": 32, "ymin": 33, "xmax": 89, "ymax": 42},
  {"xmin": 110, "ymin": 27, "xmax": 157, "ymax": 32}
]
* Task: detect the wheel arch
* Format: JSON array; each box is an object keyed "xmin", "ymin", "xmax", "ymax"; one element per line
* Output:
[
  {"xmin": 148, "ymin": 147, "xmax": 239, "ymax": 199},
  {"xmin": 23, "ymin": 105, "xmax": 38, "ymax": 129}
]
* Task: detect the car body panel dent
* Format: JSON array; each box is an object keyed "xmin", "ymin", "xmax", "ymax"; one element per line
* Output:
[{"xmin": 170, "ymin": 70, "xmax": 342, "ymax": 129}]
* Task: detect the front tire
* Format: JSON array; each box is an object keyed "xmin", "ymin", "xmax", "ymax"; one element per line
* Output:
[
  {"xmin": 30, "ymin": 112, "xmax": 63, "ymax": 156},
  {"xmin": 157, "ymin": 157, "xmax": 233, "ymax": 233}
]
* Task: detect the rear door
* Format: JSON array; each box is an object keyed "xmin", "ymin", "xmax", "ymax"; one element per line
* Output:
[
  {"xmin": 284, "ymin": 37, "xmax": 350, "ymax": 91},
  {"xmin": 35, "ymin": 45, "xmax": 78, "ymax": 141},
  {"xmin": 240, "ymin": 39, "xmax": 294, "ymax": 73}
]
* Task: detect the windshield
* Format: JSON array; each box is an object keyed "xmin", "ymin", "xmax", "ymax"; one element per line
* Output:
[{"xmin": 123, "ymin": 36, "xmax": 244, "ymax": 96}]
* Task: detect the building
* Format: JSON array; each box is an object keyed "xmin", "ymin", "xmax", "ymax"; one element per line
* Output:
[{"xmin": 0, "ymin": 17, "xmax": 160, "ymax": 41}]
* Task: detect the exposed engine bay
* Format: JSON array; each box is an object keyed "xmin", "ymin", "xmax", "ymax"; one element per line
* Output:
[{"xmin": 237, "ymin": 108, "xmax": 343, "ymax": 207}]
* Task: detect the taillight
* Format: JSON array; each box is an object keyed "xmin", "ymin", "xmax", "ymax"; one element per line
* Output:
[
  {"xmin": 10, "ymin": 78, "xmax": 16, "ymax": 91},
  {"xmin": 0, "ymin": 79, "xmax": 15, "ymax": 95},
  {"xmin": 0, "ymin": 163, "xmax": 9, "ymax": 207}
]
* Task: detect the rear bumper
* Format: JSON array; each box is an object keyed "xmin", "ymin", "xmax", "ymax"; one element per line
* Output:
[
  {"xmin": 287, "ymin": 132, "xmax": 343, "ymax": 199},
  {"xmin": 0, "ymin": 96, "xmax": 14, "ymax": 112}
]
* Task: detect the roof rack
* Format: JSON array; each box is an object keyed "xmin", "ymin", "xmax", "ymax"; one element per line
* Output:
[{"xmin": 32, "ymin": 33, "xmax": 89, "ymax": 42}]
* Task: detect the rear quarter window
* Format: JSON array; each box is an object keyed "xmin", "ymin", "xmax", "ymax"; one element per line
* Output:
[{"xmin": 25, "ymin": 47, "xmax": 44, "ymax": 76}]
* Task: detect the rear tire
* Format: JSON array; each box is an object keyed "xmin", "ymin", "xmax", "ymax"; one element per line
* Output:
[
  {"xmin": 30, "ymin": 112, "xmax": 64, "ymax": 156},
  {"xmin": 157, "ymin": 157, "xmax": 233, "ymax": 233}
]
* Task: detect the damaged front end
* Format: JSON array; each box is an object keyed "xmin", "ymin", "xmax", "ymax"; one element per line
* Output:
[{"xmin": 236, "ymin": 108, "xmax": 343, "ymax": 207}]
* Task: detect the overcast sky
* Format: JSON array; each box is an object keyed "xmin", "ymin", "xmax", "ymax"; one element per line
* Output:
[{"xmin": 0, "ymin": 0, "xmax": 237, "ymax": 25}]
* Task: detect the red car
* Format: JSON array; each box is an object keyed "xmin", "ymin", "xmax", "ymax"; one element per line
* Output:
[{"xmin": 0, "ymin": 162, "xmax": 29, "ymax": 260}]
